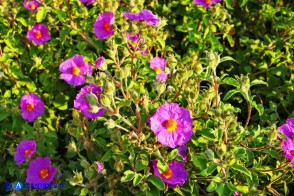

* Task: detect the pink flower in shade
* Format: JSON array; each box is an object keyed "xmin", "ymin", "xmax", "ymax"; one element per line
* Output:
[
  {"xmin": 282, "ymin": 139, "xmax": 294, "ymax": 167},
  {"xmin": 150, "ymin": 160, "xmax": 188, "ymax": 188},
  {"xmin": 23, "ymin": 0, "xmax": 40, "ymax": 12},
  {"xmin": 123, "ymin": 9, "xmax": 160, "ymax": 26},
  {"xmin": 20, "ymin": 93, "xmax": 44, "ymax": 122},
  {"xmin": 94, "ymin": 12, "xmax": 115, "ymax": 40},
  {"xmin": 127, "ymin": 32, "xmax": 148, "ymax": 55},
  {"xmin": 14, "ymin": 140, "xmax": 36, "ymax": 165},
  {"xmin": 27, "ymin": 23, "xmax": 50, "ymax": 45},
  {"xmin": 95, "ymin": 56, "xmax": 105, "ymax": 68},
  {"xmin": 149, "ymin": 57, "xmax": 168, "ymax": 82},
  {"xmin": 278, "ymin": 118, "xmax": 294, "ymax": 139},
  {"xmin": 234, "ymin": 192, "xmax": 242, "ymax": 196},
  {"xmin": 178, "ymin": 146, "xmax": 187, "ymax": 162},
  {"xmin": 80, "ymin": 0, "xmax": 94, "ymax": 6},
  {"xmin": 95, "ymin": 161, "xmax": 104, "ymax": 173},
  {"xmin": 26, "ymin": 157, "xmax": 57, "ymax": 186},
  {"xmin": 59, "ymin": 54, "xmax": 93, "ymax": 86},
  {"xmin": 150, "ymin": 103, "xmax": 193, "ymax": 148},
  {"xmin": 194, "ymin": 0, "xmax": 222, "ymax": 8},
  {"xmin": 74, "ymin": 83, "xmax": 105, "ymax": 119}
]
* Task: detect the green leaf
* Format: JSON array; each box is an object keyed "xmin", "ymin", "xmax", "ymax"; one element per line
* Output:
[
  {"xmin": 121, "ymin": 170, "xmax": 135, "ymax": 182},
  {"xmin": 206, "ymin": 181, "xmax": 217, "ymax": 192},
  {"xmin": 168, "ymin": 149, "xmax": 178, "ymax": 160},
  {"xmin": 222, "ymin": 77, "xmax": 239, "ymax": 88},
  {"xmin": 117, "ymin": 100, "xmax": 131, "ymax": 109},
  {"xmin": 220, "ymin": 56, "xmax": 236, "ymax": 63},
  {"xmin": 80, "ymin": 188, "xmax": 88, "ymax": 196},
  {"xmin": 36, "ymin": 7, "xmax": 48, "ymax": 23},
  {"xmin": 223, "ymin": 89, "xmax": 239, "ymax": 100},
  {"xmin": 133, "ymin": 173, "xmax": 144, "ymax": 186},
  {"xmin": 250, "ymin": 79, "xmax": 268, "ymax": 87},
  {"xmin": 230, "ymin": 164, "xmax": 252, "ymax": 180},
  {"xmin": 156, "ymin": 160, "xmax": 168, "ymax": 173},
  {"xmin": 147, "ymin": 176, "xmax": 165, "ymax": 191},
  {"xmin": 0, "ymin": 112, "xmax": 10, "ymax": 121}
]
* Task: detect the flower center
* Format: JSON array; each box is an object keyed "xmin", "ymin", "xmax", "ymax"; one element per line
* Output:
[
  {"xmin": 164, "ymin": 119, "xmax": 177, "ymax": 132},
  {"xmin": 29, "ymin": 4, "xmax": 36, "ymax": 10},
  {"xmin": 71, "ymin": 66, "xmax": 80, "ymax": 75},
  {"xmin": 103, "ymin": 22, "xmax": 111, "ymax": 31},
  {"xmin": 205, "ymin": 0, "xmax": 212, "ymax": 4},
  {"xmin": 291, "ymin": 150, "xmax": 294, "ymax": 157},
  {"xmin": 34, "ymin": 30, "xmax": 42, "ymax": 39},
  {"xmin": 26, "ymin": 103, "xmax": 34, "ymax": 112},
  {"xmin": 24, "ymin": 149, "xmax": 32, "ymax": 157},
  {"xmin": 154, "ymin": 67, "xmax": 161, "ymax": 74},
  {"xmin": 161, "ymin": 168, "xmax": 173, "ymax": 179},
  {"xmin": 39, "ymin": 168, "xmax": 49, "ymax": 179}
]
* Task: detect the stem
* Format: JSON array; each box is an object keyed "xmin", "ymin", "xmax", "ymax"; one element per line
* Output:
[
  {"xmin": 244, "ymin": 100, "xmax": 252, "ymax": 129},
  {"xmin": 251, "ymin": 162, "xmax": 290, "ymax": 172},
  {"xmin": 115, "ymin": 114, "xmax": 138, "ymax": 132},
  {"xmin": 115, "ymin": 125, "xmax": 130, "ymax": 133}
]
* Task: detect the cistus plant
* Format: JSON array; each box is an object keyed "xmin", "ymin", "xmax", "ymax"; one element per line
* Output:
[{"xmin": 0, "ymin": 0, "xmax": 294, "ymax": 195}]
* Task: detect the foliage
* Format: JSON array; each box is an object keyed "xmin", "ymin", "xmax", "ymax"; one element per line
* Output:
[{"xmin": 0, "ymin": 0, "xmax": 294, "ymax": 195}]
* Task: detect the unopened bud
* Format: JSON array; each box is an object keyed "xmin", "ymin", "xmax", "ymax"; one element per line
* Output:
[
  {"xmin": 156, "ymin": 83, "xmax": 166, "ymax": 95},
  {"xmin": 67, "ymin": 141, "xmax": 77, "ymax": 153},
  {"xmin": 130, "ymin": 90, "xmax": 140, "ymax": 102},
  {"xmin": 105, "ymin": 81, "xmax": 116, "ymax": 95},
  {"xmin": 204, "ymin": 148, "xmax": 215, "ymax": 160},
  {"xmin": 69, "ymin": 171, "xmax": 83, "ymax": 186},
  {"xmin": 101, "ymin": 94, "xmax": 112, "ymax": 108},
  {"xmin": 115, "ymin": 69, "xmax": 125, "ymax": 80},
  {"xmin": 115, "ymin": 159, "xmax": 124, "ymax": 172}
]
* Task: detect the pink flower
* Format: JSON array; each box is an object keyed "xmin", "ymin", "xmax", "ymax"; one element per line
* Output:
[
  {"xmin": 194, "ymin": 0, "xmax": 222, "ymax": 8},
  {"xmin": 123, "ymin": 9, "xmax": 160, "ymax": 26},
  {"xmin": 20, "ymin": 93, "xmax": 44, "ymax": 122},
  {"xmin": 95, "ymin": 161, "xmax": 104, "ymax": 173},
  {"xmin": 80, "ymin": 0, "xmax": 94, "ymax": 5},
  {"xmin": 95, "ymin": 57, "xmax": 105, "ymax": 68},
  {"xmin": 149, "ymin": 57, "xmax": 168, "ymax": 82},
  {"xmin": 94, "ymin": 12, "xmax": 115, "ymax": 40},
  {"xmin": 14, "ymin": 140, "xmax": 36, "ymax": 165},
  {"xmin": 27, "ymin": 23, "xmax": 50, "ymax": 45},
  {"xmin": 23, "ymin": 0, "xmax": 40, "ymax": 12}
]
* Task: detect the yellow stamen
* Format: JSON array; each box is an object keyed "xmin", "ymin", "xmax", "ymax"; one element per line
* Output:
[
  {"xmin": 39, "ymin": 168, "xmax": 49, "ymax": 179},
  {"xmin": 24, "ymin": 149, "xmax": 32, "ymax": 157},
  {"xmin": 71, "ymin": 66, "xmax": 80, "ymax": 75},
  {"xmin": 29, "ymin": 4, "xmax": 36, "ymax": 10},
  {"xmin": 26, "ymin": 103, "xmax": 34, "ymax": 112},
  {"xmin": 154, "ymin": 67, "xmax": 161, "ymax": 74},
  {"xmin": 103, "ymin": 22, "xmax": 111, "ymax": 31},
  {"xmin": 34, "ymin": 30, "xmax": 42, "ymax": 39},
  {"xmin": 161, "ymin": 168, "xmax": 173, "ymax": 179},
  {"xmin": 205, "ymin": 0, "xmax": 212, "ymax": 4},
  {"xmin": 164, "ymin": 119, "xmax": 177, "ymax": 132}
]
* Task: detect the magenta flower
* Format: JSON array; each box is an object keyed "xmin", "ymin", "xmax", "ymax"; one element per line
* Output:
[
  {"xmin": 27, "ymin": 23, "xmax": 50, "ymax": 45},
  {"xmin": 14, "ymin": 140, "xmax": 36, "ymax": 165},
  {"xmin": 23, "ymin": 0, "xmax": 40, "ymax": 12},
  {"xmin": 282, "ymin": 139, "xmax": 294, "ymax": 167},
  {"xmin": 178, "ymin": 146, "xmax": 187, "ymax": 162},
  {"xmin": 95, "ymin": 56, "xmax": 105, "ymax": 68},
  {"xmin": 278, "ymin": 118, "xmax": 294, "ymax": 139},
  {"xmin": 193, "ymin": 0, "xmax": 222, "ymax": 8},
  {"xmin": 95, "ymin": 161, "xmax": 104, "ymax": 173},
  {"xmin": 59, "ymin": 54, "xmax": 92, "ymax": 86},
  {"xmin": 123, "ymin": 9, "xmax": 160, "ymax": 26},
  {"xmin": 94, "ymin": 12, "xmax": 115, "ymax": 40},
  {"xmin": 234, "ymin": 192, "xmax": 243, "ymax": 196},
  {"xmin": 150, "ymin": 103, "xmax": 193, "ymax": 148},
  {"xmin": 149, "ymin": 57, "xmax": 168, "ymax": 82},
  {"xmin": 127, "ymin": 32, "xmax": 148, "ymax": 55},
  {"xmin": 151, "ymin": 160, "xmax": 188, "ymax": 188},
  {"xmin": 20, "ymin": 93, "xmax": 44, "ymax": 122},
  {"xmin": 26, "ymin": 157, "xmax": 57, "ymax": 185},
  {"xmin": 80, "ymin": 0, "xmax": 94, "ymax": 5},
  {"xmin": 74, "ymin": 83, "xmax": 105, "ymax": 119}
]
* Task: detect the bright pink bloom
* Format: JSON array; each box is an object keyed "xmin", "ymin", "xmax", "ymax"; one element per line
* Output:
[
  {"xmin": 27, "ymin": 23, "xmax": 50, "ymax": 45},
  {"xmin": 23, "ymin": 0, "xmax": 40, "ymax": 12},
  {"xmin": 94, "ymin": 12, "xmax": 115, "ymax": 40}
]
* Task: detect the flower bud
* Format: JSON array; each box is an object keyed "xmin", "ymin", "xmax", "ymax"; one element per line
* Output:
[
  {"xmin": 115, "ymin": 69, "xmax": 125, "ymax": 80},
  {"xmin": 195, "ymin": 63, "xmax": 203, "ymax": 74},
  {"xmin": 105, "ymin": 119, "xmax": 116, "ymax": 129},
  {"xmin": 129, "ymin": 131, "xmax": 138, "ymax": 143},
  {"xmin": 130, "ymin": 90, "xmax": 140, "ymax": 102},
  {"xmin": 101, "ymin": 94, "xmax": 112, "ymax": 108},
  {"xmin": 217, "ymin": 142, "xmax": 227, "ymax": 156},
  {"xmin": 204, "ymin": 148, "xmax": 215, "ymax": 160},
  {"xmin": 115, "ymin": 159, "xmax": 124, "ymax": 172},
  {"xmin": 80, "ymin": 159, "xmax": 90, "ymax": 168},
  {"xmin": 156, "ymin": 82, "xmax": 166, "ymax": 95},
  {"xmin": 105, "ymin": 81, "xmax": 116, "ymax": 95},
  {"xmin": 69, "ymin": 171, "xmax": 83, "ymax": 186},
  {"xmin": 67, "ymin": 141, "xmax": 77, "ymax": 153}
]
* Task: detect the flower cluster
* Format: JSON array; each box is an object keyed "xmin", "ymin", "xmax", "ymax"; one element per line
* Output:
[
  {"xmin": 14, "ymin": 140, "xmax": 57, "ymax": 186},
  {"xmin": 278, "ymin": 118, "xmax": 294, "ymax": 167}
]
